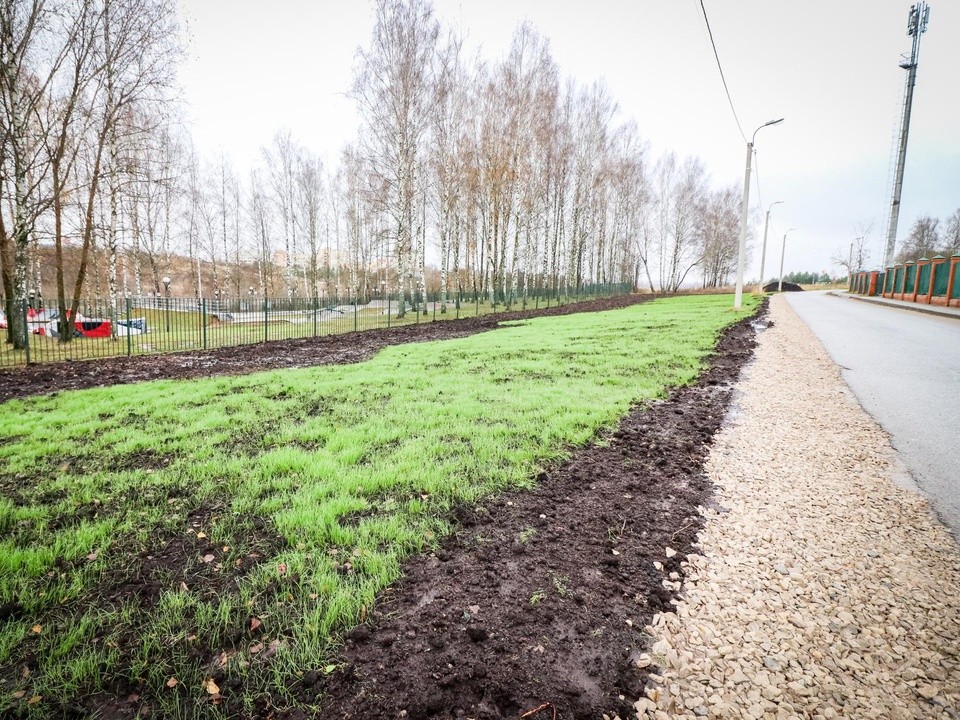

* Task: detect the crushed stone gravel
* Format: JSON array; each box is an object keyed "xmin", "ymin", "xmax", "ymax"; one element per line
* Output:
[{"xmin": 635, "ymin": 295, "xmax": 960, "ymax": 720}]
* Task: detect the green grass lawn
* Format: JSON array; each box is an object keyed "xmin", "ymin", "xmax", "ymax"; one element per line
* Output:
[{"xmin": 0, "ymin": 294, "xmax": 756, "ymax": 718}]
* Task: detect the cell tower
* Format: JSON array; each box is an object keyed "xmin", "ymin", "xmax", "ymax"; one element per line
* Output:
[{"xmin": 883, "ymin": 2, "xmax": 931, "ymax": 269}]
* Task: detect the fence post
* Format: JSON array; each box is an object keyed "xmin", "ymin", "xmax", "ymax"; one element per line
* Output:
[
  {"xmin": 387, "ymin": 292, "xmax": 391, "ymax": 328},
  {"xmin": 354, "ymin": 295, "xmax": 358, "ymax": 332},
  {"xmin": 202, "ymin": 299, "xmax": 208, "ymax": 349},
  {"xmin": 263, "ymin": 298, "xmax": 268, "ymax": 343},
  {"xmin": 22, "ymin": 299, "xmax": 30, "ymax": 364},
  {"xmin": 126, "ymin": 297, "xmax": 132, "ymax": 357},
  {"xmin": 313, "ymin": 296, "xmax": 318, "ymax": 337}
]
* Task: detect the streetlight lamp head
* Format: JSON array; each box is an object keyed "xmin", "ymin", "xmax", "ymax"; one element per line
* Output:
[
  {"xmin": 162, "ymin": 276, "xmax": 170, "ymax": 286},
  {"xmin": 765, "ymin": 118, "xmax": 784, "ymax": 127}
]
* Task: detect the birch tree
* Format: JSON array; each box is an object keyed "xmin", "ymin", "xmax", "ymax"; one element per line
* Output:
[{"xmin": 353, "ymin": 0, "xmax": 438, "ymax": 318}]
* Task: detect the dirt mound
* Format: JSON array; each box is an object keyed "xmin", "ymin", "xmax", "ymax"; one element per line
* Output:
[
  {"xmin": 316, "ymin": 304, "xmax": 763, "ymax": 720},
  {"xmin": 762, "ymin": 281, "xmax": 803, "ymax": 292}
]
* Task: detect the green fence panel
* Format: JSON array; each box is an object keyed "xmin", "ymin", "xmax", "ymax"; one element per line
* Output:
[
  {"xmin": 917, "ymin": 264, "xmax": 931, "ymax": 295},
  {"xmin": 932, "ymin": 263, "xmax": 949, "ymax": 297},
  {"xmin": 904, "ymin": 265, "xmax": 916, "ymax": 294}
]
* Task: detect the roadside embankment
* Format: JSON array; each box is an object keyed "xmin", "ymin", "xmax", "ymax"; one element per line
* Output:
[{"xmin": 637, "ymin": 295, "xmax": 960, "ymax": 720}]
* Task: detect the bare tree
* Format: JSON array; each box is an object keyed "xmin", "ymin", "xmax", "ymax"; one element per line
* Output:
[
  {"xmin": 896, "ymin": 215, "xmax": 940, "ymax": 263},
  {"xmin": 943, "ymin": 209, "xmax": 960, "ymax": 257},
  {"xmin": 0, "ymin": 0, "xmax": 76, "ymax": 346},
  {"xmin": 353, "ymin": 0, "xmax": 439, "ymax": 318},
  {"xmin": 698, "ymin": 185, "xmax": 741, "ymax": 287},
  {"xmin": 832, "ymin": 221, "xmax": 872, "ymax": 278}
]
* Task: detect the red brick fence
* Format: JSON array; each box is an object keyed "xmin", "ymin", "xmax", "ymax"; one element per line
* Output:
[{"xmin": 849, "ymin": 254, "xmax": 960, "ymax": 307}]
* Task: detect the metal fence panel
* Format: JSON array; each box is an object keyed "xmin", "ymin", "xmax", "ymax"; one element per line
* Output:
[{"xmin": 0, "ymin": 283, "xmax": 634, "ymax": 368}]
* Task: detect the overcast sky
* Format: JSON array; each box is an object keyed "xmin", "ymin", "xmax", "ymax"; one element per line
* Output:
[{"xmin": 176, "ymin": 0, "xmax": 959, "ymax": 280}]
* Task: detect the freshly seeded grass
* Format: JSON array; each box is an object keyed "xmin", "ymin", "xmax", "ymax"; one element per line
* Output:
[{"xmin": 0, "ymin": 294, "xmax": 755, "ymax": 717}]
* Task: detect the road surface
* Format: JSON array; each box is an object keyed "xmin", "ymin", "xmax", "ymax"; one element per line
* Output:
[{"xmin": 785, "ymin": 291, "xmax": 960, "ymax": 538}]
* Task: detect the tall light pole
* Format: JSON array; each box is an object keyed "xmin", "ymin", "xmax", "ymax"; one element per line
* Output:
[
  {"xmin": 162, "ymin": 276, "xmax": 171, "ymax": 333},
  {"xmin": 735, "ymin": 118, "xmax": 784, "ymax": 309},
  {"xmin": 778, "ymin": 229, "xmax": 796, "ymax": 293},
  {"xmin": 757, "ymin": 200, "xmax": 783, "ymax": 293}
]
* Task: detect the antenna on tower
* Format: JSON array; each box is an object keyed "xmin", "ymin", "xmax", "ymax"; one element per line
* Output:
[{"xmin": 882, "ymin": 2, "xmax": 931, "ymax": 268}]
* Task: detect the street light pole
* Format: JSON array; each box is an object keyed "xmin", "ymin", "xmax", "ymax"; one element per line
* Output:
[
  {"xmin": 162, "ymin": 276, "xmax": 171, "ymax": 333},
  {"xmin": 778, "ymin": 229, "xmax": 796, "ymax": 293},
  {"xmin": 735, "ymin": 118, "xmax": 784, "ymax": 309},
  {"xmin": 757, "ymin": 200, "xmax": 783, "ymax": 293}
]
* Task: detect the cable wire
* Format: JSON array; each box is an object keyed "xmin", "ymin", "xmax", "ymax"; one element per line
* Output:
[{"xmin": 698, "ymin": 0, "xmax": 747, "ymax": 144}]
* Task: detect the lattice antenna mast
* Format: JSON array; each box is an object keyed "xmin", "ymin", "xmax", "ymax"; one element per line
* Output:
[{"xmin": 883, "ymin": 2, "xmax": 930, "ymax": 268}]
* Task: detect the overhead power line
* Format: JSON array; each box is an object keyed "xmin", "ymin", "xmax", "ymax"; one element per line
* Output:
[{"xmin": 698, "ymin": 0, "xmax": 747, "ymax": 144}]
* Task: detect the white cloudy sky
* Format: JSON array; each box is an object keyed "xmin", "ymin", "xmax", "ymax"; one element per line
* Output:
[{"xmin": 176, "ymin": 0, "xmax": 959, "ymax": 280}]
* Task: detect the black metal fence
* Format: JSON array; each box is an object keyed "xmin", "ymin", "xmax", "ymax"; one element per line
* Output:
[{"xmin": 1, "ymin": 283, "xmax": 633, "ymax": 368}]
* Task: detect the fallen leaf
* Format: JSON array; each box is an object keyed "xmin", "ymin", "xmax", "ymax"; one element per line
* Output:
[
  {"xmin": 86, "ymin": 551, "xmax": 98, "ymax": 561},
  {"xmin": 196, "ymin": 532, "xmax": 207, "ymax": 539},
  {"xmin": 166, "ymin": 677, "xmax": 178, "ymax": 688},
  {"xmin": 217, "ymin": 651, "xmax": 229, "ymax": 667},
  {"xmin": 277, "ymin": 562, "xmax": 287, "ymax": 575},
  {"xmin": 423, "ymin": 530, "xmax": 435, "ymax": 541},
  {"xmin": 468, "ymin": 605, "xmax": 480, "ymax": 614},
  {"xmin": 12, "ymin": 690, "xmax": 25, "ymax": 699},
  {"xmin": 180, "ymin": 581, "xmax": 189, "ymax": 592},
  {"xmin": 27, "ymin": 695, "xmax": 42, "ymax": 705},
  {"xmin": 222, "ymin": 545, "xmax": 230, "ymax": 552},
  {"xmin": 250, "ymin": 617, "xmax": 262, "ymax": 632},
  {"xmin": 186, "ymin": 634, "xmax": 197, "ymax": 641},
  {"xmin": 127, "ymin": 693, "xmax": 140, "ymax": 703},
  {"xmin": 31, "ymin": 624, "xmax": 42, "ymax": 634},
  {"xmin": 202, "ymin": 678, "xmax": 220, "ymax": 695},
  {"xmin": 249, "ymin": 642, "xmax": 264, "ymax": 654},
  {"xmin": 202, "ymin": 553, "xmax": 215, "ymax": 563},
  {"xmin": 323, "ymin": 664, "xmax": 338, "ymax": 675},
  {"xmin": 308, "ymin": 592, "xmax": 318, "ymax": 600}
]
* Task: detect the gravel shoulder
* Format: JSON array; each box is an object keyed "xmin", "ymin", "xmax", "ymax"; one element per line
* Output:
[{"xmin": 638, "ymin": 295, "xmax": 960, "ymax": 720}]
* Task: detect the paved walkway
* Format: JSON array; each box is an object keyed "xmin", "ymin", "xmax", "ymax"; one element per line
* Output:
[{"xmin": 637, "ymin": 295, "xmax": 960, "ymax": 720}]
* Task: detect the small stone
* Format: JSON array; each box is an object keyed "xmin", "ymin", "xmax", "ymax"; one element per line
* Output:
[
  {"xmin": 665, "ymin": 547, "xmax": 677, "ymax": 558},
  {"xmin": 774, "ymin": 564, "xmax": 789, "ymax": 575},
  {"xmin": 693, "ymin": 706, "xmax": 709, "ymax": 716},
  {"xmin": 918, "ymin": 684, "xmax": 938, "ymax": 700},
  {"xmin": 763, "ymin": 656, "xmax": 783, "ymax": 671}
]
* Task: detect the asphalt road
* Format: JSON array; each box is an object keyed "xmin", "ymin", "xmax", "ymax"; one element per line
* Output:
[{"xmin": 785, "ymin": 291, "xmax": 960, "ymax": 539}]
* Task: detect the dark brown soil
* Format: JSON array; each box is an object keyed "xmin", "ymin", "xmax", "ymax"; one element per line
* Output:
[
  {"xmin": 316, "ymin": 305, "xmax": 763, "ymax": 720},
  {"xmin": 0, "ymin": 295, "xmax": 658, "ymax": 404}
]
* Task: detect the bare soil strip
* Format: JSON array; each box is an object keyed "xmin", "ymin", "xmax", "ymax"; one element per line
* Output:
[
  {"xmin": 640, "ymin": 296, "xmax": 960, "ymax": 719},
  {"xmin": 0, "ymin": 295, "xmax": 656, "ymax": 404},
  {"xmin": 316, "ymin": 306, "xmax": 762, "ymax": 720}
]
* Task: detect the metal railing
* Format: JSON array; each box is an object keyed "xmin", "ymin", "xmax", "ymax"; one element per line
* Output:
[{"xmin": 0, "ymin": 283, "xmax": 633, "ymax": 368}]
